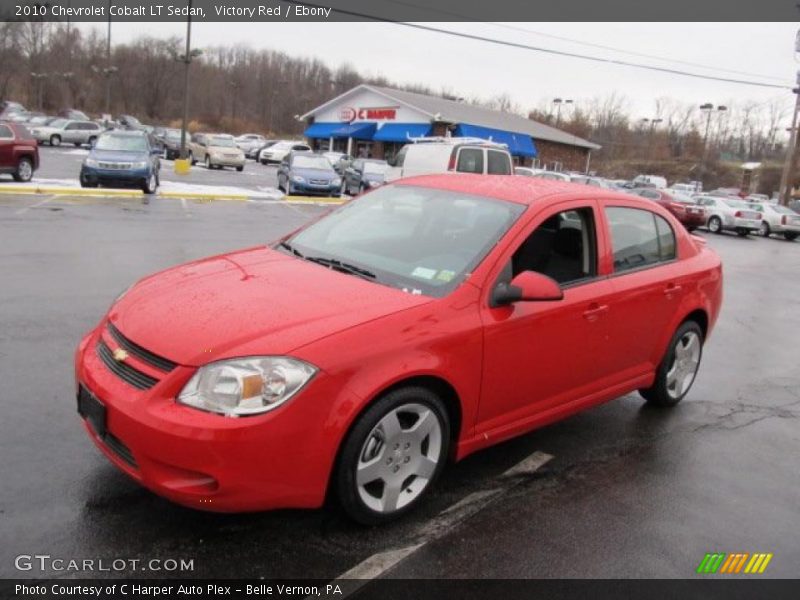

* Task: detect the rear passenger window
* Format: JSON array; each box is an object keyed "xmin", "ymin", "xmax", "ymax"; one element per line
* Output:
[
  {"xmin": 0, "ymin": 125, "xmax": 13, "ymax": 139},
  {"xmin": 606, "ymin": 207, "xmax": 675, "ymax": 273},
  {"xmin": 487, "ymin": 150, "xmax": 511, "ymax": 174},
  {"xmin": 456, "ymin": 148, "xmax": 483, "ymax": 174}
]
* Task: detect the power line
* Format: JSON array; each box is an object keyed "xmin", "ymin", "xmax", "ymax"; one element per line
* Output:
[
  {"xmin": 285, "ymin": 1, "xmax": 792, "ymax": 90},
  {"xmin": 379, "ymin": 0, "xmax": 788, "ymax": 83}
]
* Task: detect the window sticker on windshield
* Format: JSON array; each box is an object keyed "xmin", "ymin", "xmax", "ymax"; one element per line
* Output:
[
  {"xmin": 435, "ymin": 270, "xmax": 456, "ymax": 282},
  {"xmin": 411, "ymin": 267, "xmax": 437, "ymax": 280}
]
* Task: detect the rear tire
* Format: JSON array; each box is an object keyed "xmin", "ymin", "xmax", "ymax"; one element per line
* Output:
[
  {"xmin": 639, "ymin": 321, "xmax": 704, "ymax": 407},
  {"xmin": 12, "ymin": 157, "xmax": 34, "ymax": 182},
  {"xmin": 335, "ymin": 386, "xmax": 450, "ymax": 525},
  {"xmin": 707, "ymin": 216, "xmax": 722, "ymax": 234},
  {"xmin": 785, "ymin": 232, "xmax": 799, "ymax": 241},
  {"xmin": 236, "ymin": 165, "xmax": 244, "ymax": 172},
  {"xmin": 736, "ymin": 228, "xmax": 749, "ymax": 237},
  {"xmin": 760, "ymin": 221, "xmax": 771, "ymax": 237}
]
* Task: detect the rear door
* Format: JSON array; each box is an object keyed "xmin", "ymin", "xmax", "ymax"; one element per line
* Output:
[{"xmin": 599, "ymin": 203, "xmax": 685, "ymax": 379}]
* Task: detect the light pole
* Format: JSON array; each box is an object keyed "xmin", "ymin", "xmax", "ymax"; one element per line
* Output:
[
  {"xmin": 105, "ymin": 0, "xmax": 112, "ymax": 115},
  {"xmin": 30, "ymin": 72, "xmax": 49, "ymax": 110},
  {"xmin": 175, "ymin": 0, "xmax": 202, "ymax": 160},
  {"xmin": 269, "ymin": 80, "xmax": 288, "ymax": 133},
  {"xmin": 552, "ymin": 98, "xmax": 573, "ymax": 127},
  {"xmin": 641, "ymin": 117, "xmax": 663, "ymax": 160},
  {"xmin": 700, "ymin": 103, "xmax": 727, "ymax": 163}
]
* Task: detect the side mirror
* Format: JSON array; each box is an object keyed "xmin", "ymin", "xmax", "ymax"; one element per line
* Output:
[{"xmin": 492, "ymin": 271, "xmax": 563, "ymax": 306}]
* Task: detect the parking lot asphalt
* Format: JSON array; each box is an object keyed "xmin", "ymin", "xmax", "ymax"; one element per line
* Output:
[
  {"xmin": 5, "ymin": 145, "xmax": 282, "ymax": 195},
  {"xmin": 1, "ymin": 193, "xmax": 798, "ymax": 580}
]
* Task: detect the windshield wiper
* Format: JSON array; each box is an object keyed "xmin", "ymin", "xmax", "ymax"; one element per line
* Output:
[
  {"xmin": 305, "ymin": 256, "xmax": 376, "ymax": 280},
  {"xmin": 277, "ymin": 240, "xmax": 303, "ymax": 257}
]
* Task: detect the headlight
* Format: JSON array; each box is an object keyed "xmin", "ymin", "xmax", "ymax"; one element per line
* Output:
[
  {"xmin": 292, "ymin": 175, "xmax": 305, "ymax": 183},
  {"xmin": 85, "ymin": 158, "xmax": 99, "ymax": 168},
  {"xmin": 133, "ymin": 161, "xmax": 148, "ymax": 169},
  {"xmin": 332, "ymin": 177, "xmax": 341, "ymax": 186},
  {"xmin": 178, "ymin": 357, "xmax": 317, "ymax": 417}
]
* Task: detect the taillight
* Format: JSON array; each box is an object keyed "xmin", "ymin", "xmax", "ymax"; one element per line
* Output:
[
  {"xmin": 734, "ymin": 211, "xmax": 742, "ymax": 218},
  {"xmin": 447, "ymin": 149, "xmax": 457, "ymax": 171},
  {"xmin": 782, "ymin": 215, "xmax": 788, "ymax": 225},
  {"xmin": 755, "ymin": 213, "xmax": 761, "ymax": 219}
]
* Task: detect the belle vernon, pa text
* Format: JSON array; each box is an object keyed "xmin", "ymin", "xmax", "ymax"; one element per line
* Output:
[
  {"xmin": 39, "ymin": 4, "xmax": 332, "ymax": 18},
  {"xmin": 16, "ymin": 583, "xmax": 344, "ymax": 597}
]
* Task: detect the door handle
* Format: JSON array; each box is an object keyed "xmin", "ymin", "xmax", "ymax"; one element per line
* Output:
[
  {"xmin": 663, "ymin": 284, "xmax": 682, "ymax": 296},
  {"xmin": 582, "ymin": 303, "xmax": 609, "ymax": 320}
]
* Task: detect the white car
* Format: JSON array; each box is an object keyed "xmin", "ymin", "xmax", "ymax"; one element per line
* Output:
[
  {"xmin": 632, "ymin": 174, "xmax": 668, "ymax": 189},
  {"xmin": 386, "ymin": 137, "xmax": 513, "ymax": 181},
  {"xmin": 695, "ymin": 195, "xmax": 762, "ymax": 236},
  {"xmin": 747, "ymin": 201, "xmax": 800, "ymax": 241},
  {"xmin": 514, "ymin": 167, "xmax": 571, "ymax": 182},
  {"xmin": 259, "ymin": 140, "xmax": 311, "ymax": 164},
  {"xmin": 29, "ymin": 118, "xmax": 104, "ymax": 147},
  {"xmin": 235, "ymin": 134, "xmax": 266, "ymax": 155}
]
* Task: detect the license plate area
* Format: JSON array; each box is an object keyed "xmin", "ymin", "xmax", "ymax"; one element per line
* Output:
[{"xmin": 78, "ymin": 386, "xmax": 107, "ymax": 439}]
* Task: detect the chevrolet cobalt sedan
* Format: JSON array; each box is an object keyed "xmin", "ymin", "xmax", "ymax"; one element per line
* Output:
[{"xmin": 75, "ymin": 175, "xmax": 723, "ymax": 524}]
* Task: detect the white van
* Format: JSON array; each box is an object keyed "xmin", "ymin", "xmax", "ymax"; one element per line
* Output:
[
  {"xmin": 386, "ymin": 137, "xmax": 514, "ymax": 181},
  {"xmin": 632, "ymin": 174, "xmax": 668, "ymax": 189}
]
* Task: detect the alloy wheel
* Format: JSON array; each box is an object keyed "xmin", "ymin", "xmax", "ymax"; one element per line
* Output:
[
  {"xmin": 356, "ymin": 403, "xmax": 443, "ymax": 514},
  {"xmin": 17, "ymin": 159, "xmax": 33, "ymax": 182},
  {"xmin": 666, "ymin": 331, "xmax": 701, "ymax": 400}
]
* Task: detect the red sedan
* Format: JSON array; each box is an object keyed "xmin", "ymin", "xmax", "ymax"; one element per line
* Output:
[
  {"xmin": 632, "ymin": 188, "xmax": 706, "ymax": 231},
  {"xmin": 75, "ymin": 175, "xmax": 723, "ymax": 524}
]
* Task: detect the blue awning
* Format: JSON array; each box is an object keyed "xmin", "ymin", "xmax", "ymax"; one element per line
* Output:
[
  {"xmin": 454, "ymin": 124, "xmax": 538, "ymax": 157},
  {"xmin": 373, "ymin": 123, "xmax": 432, "ymax": 142},
  {"xmin": 330, "ymin": 122, "xmax": 377, "ymax": 139},
  {"xmin": 303, "ymin": 122, "xmax": 341, "ymax": 139}
]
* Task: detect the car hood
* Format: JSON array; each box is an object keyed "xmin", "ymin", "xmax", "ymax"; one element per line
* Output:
[
  {"xmin": 108, "ymin": 246, "xmax": 431, "ymax": 367},
  {"xmin": 89, "ymin": 149, "xmax": 148, "ymax": 162},
  {"xmin": 293, "ymin": 167, "xmax": 337, "ymax": 180}
]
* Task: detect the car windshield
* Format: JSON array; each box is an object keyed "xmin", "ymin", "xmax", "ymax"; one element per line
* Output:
[
  {"xmin": 293, "ymin": 155, "xmax": 332, "ymax": 170},
  {"xmin": 363, "ymin": 161, "xmax": 389, "ymax": 175},
  {"xmin": 48, "ymin": 118, "xmax": 68, "ymax": 129},
  {"xmin": 283, "ymin": 185, "xmax": 525, "ymax": 298},
  {"xmin": 209, "ymin": 136, "xmax": 236, "ymax": 147},
  {"xmin": 166, "ymin": 130, "xmax": 182, "ymax": 140},
  {"xmin": 95, "ymin": 134, "xmax": 148, "ymax": 152}
]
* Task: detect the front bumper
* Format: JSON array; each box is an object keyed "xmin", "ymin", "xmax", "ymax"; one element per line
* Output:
[
  {"xmin": 290, "ymin": 181, "xmax": 341, "ymax": 195},
  {"xmin": 81, "ymin": 166, "xmax": 151, "ymax": 188},
  {"xmin": 74, "ymin": 325, "xmax": 350, "ymax": 512},
  {"xmin": 209, "ymin": 155, "xmax": 246, "ymax": 167}
]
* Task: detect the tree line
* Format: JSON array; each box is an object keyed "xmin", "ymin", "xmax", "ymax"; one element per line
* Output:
[{"xmin": 0, "ymin": 21, "xmax": 791, "ymax": 172}]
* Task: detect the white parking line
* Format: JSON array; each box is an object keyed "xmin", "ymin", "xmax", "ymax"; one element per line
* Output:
[
  {"xmin": 328, "ymin": 450, "xmax": 553, "ymax": 596},
  {"xmin": 15, "ymin": 196, "xmax": 53, "ymax": 215}
]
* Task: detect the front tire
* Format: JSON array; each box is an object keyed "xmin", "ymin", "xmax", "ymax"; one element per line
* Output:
[
  {"xmin": 189, "ymin": 152, "xmax": 196, "ymax": 165},
  {"xmin": 12, "ymin": 157, "xmax": 34, "ymax": 182},
  {"xmin": 50, "ymin": 135, "xmax": 61, "ymax": 147},
  {"xmin": 236, "ymin": 165, "xmax": 244, "ymax": 172},
  {"xmin": 639, "ymin": 321, "xmax": 703, "ymax": 407},
  {"xmin": 707, "ymin": 216, "xmax": 722, "ymax": 234},
  {"xmin": 142, "ymin": 172, "xmax": 158, "ymax": 194},
  {"xmin": 336, "ymin": 387, "xmax": 450, "ymax": 525},
  {"xmin": 205, "ymin": 155, "xmax": 212, "ymax": 169},
  {"xmin": 759, "ymin": 221, "xmax": 771, "ymax": 237}
]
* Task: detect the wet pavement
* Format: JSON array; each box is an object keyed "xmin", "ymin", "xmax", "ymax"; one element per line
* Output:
[{"xmin": 0, "ymin": 193, "xmax": 798, "ymax": 579}]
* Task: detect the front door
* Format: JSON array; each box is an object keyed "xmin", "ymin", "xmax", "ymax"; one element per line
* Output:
[{"xmin": 478, "ymin": 201, "xmax": 615, "ymax": 436}]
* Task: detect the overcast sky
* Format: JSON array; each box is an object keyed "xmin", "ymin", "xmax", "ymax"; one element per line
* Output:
[{"xmin": 78, "ymin": 21, "xmax": 798, "ymax": 120}]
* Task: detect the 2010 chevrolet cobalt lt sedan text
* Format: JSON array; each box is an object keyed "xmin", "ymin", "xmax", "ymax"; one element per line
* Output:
[{"xmin": 75, "ymin": 175, "xmax": 723, "ymax": 524}]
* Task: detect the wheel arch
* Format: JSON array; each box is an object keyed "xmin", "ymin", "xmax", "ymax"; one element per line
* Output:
[{"xmin": 324, "ymin": 373, "xmax": 463, "ymax": 503}]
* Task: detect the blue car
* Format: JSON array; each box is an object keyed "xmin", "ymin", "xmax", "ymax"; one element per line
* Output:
[
  {"xmin": 277, "ymin": 152, "xmax": 342, "ymax": 197},
  {"xmin": 80, "ymin": 130, "xmax": 161, "ymax": 194}
]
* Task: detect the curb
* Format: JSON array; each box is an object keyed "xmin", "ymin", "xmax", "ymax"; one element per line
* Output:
[
  {"xmin": 284, "ymin": 195, "xmax": 346, "ymax": 204},
  {"xmin": 0, "ymin": 185, "xmax": 143, "ymax": 197},
  {"xmin": 159, "ymin": 191, "xmax": 249, "ymax": 201}
]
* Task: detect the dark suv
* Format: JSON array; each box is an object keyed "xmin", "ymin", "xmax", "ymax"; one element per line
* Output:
[{"xmin": 0, "ymin": 122, "xmax": 39, "ymax": 182}]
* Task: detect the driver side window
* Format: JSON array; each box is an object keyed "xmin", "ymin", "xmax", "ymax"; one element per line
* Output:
[{"xmin": 504, "ymin": 207, "xmax": 598, "ymax": 286}]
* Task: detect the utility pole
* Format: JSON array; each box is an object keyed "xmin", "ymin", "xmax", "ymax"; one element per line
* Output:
[
  {"xmin": 179, "ymin": 0, "xmax": 194, "ymax": 160},
  {"xmin": 105, "ymin": 0, "xmax": 112, "ymax": 115},
  {"xmin": 779, "ymin": 71, "xmax": 800, "ymax": 206}
]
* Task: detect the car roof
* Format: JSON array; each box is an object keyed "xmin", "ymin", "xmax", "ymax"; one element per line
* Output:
[{"xmin": 393, "ymin": 174, "xmax": 638, "ymax": 206}]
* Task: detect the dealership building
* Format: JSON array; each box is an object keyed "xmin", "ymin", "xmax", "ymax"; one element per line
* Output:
[{"xmin": 300, "ymin": 84, "xmax": 600, "ymax": 171}]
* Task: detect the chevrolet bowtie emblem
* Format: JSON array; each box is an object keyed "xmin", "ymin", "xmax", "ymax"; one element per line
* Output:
[{"xmin": 113, "ymin": 348, "xmax": 129, "ymax": 362}]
